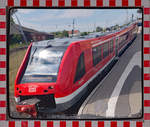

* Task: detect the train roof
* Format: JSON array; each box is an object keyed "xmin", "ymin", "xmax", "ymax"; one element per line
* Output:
[
  {"xmin": 32, "ymin": 37, "xmax": 87, "ymax": 47},
  {"xmin": 32, "ymin": 32, "xmax": 109, "ymax": 48}
]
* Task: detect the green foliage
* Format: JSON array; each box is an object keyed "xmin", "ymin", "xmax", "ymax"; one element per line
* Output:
[
  {"xmin": 106, "ymin": 27, "xmax": 111, "ymax": 31},
  {"xmin": 10, "ymin": 17, "xmax": 15, "ymax": 24},
  {"xmin": 9, "ymin": 43, "xmax": 28, "ymax": 50},
  {"xmin": 9, "ymin": 34, "xmax": 30, "ymax": 50},
  {"xmin": 62, "ymin": 30, "xmax": 69, "ymax": 37},
  {"xmin": 96, "ymin": 26, "xmax": 103, "ymax": 32},
  {"xmin": 53, "ymin": 31, "xmax": 61, "ymax": 37},
  {"xmin": 52, "ymin": 30, "xmax": 69, "ymax": 38},
  {"xmin": 111, "ymin": 24, "xmax": 119, "ymax": 30},
  {"xmin": 80, "ymin": 32, "xmax": 88, "ymax": 36},
  {"xmin": 10, "ymin": 34, "xmax": 22, "ymax": 44}
]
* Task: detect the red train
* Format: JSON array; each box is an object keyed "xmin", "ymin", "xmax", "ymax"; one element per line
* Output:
[{"xmin": 15, "ymin": 22, "xmax": 138, "ymax": 117}]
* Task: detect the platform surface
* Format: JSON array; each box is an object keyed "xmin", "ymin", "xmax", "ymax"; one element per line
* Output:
[{"xmin": 78, "ymin": 33, "xmax": 142, "ymax": 118}]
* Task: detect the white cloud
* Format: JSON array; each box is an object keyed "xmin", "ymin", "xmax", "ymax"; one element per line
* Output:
[
  {"xmin": 12, "ymin": 9, "xmax": 140, "ymax": 33},
  {"xmin": 18, "ymin": 9, "xmax": 35, "ymax": 14},
  {"xmin": 58, "ymin": 9, "xmax": 95, "ymax": 18},
  {"xmin": 24, "ymin": 9, "xmax": 95, "ymax": 23}
]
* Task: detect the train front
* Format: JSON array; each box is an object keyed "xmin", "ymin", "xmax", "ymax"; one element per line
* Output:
[{"xmin": 14, "ymin": 41, "xmax": 65, "ymax": 118}]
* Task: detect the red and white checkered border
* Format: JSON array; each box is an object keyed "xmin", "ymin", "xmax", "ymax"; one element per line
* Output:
[{"xmin": 0, "ymin": 0, "xmax": 150, "ymax": 127}]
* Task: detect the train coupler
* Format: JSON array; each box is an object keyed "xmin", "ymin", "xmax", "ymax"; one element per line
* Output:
[{"xmin": 16, "ymin": 98, "xmax": 40, "ymax": 118}]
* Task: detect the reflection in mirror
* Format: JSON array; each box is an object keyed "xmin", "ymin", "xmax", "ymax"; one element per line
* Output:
[{"xmin": 9, "ymin": 8, "xmax": 142, "ymax": 119}]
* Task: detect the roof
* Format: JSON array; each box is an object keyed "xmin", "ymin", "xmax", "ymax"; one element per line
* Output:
[
  {"xmin": 68, "ymin": 30, "xmax": 80, "ymax": 34},
  {"xmin": 10, "ymin": 23, "xmax": 53, "ymax": 36}
]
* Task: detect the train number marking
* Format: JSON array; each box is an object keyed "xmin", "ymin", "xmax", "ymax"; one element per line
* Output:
[{"xmin": 28, "ymin": 86, "xmax": 37, "ymax": 93}]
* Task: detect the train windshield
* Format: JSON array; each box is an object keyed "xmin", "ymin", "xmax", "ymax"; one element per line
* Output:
[{"xmin": 20, "ymin": 46, "xmax": 65, "ymax": 83}]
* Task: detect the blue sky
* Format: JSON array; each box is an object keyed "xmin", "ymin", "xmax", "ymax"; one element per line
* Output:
[{"xmin": 13, "ymin": 9, "xmax": 141, "ymax": 33}]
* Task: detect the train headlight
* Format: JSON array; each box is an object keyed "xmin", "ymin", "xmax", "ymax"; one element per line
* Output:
[{"xmin": 48, "ymin": 86, "xmax": 54, "ymax": 89}]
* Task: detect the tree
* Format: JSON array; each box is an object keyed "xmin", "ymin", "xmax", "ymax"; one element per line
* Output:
[
  {"xmin": 106, "ymin": 27, "xmax": 111, "ymax": 31},
  {"xmin": 62, "ymin": 30, "xmax": 69, "ymax": 37},
  {"xmin": 96, "ymin": 26, "xmax": 103, "ymax": 32},
  {"xmin": 10, "ymin": 34, "xmax": 22, "ymax": 44},
  {"xmin": 112, "ymin": 24, "xmax": 119, "ymax": 30},
  {"xmin": 80, "ymin": 32, "xmax": 88, "ymax": 36}
]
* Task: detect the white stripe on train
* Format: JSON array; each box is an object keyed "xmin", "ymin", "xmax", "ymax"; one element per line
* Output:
[{"xmin": 55, "ymin": 56, "xmax": 115, "ymax": 104}]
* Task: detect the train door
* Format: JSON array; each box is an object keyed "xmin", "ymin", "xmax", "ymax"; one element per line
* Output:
[
  {"xmin": 115, "ymin": 37, "xmax": 119, "ymax": 56},
  {"xmin": 73, "ymin": 52, "xmax": 86, "ymax": 84}
]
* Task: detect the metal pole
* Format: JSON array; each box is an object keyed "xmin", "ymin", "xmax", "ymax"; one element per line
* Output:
[
  {"xmin": 72, "ymin": 19, "xmax": 75, "ymax": 37},
  {"xmin": 126, "ymin": 10, "xmax": 128, "ymax": 24},
  {"xmin": 132, "ymin": 14, "xmax": 134, "ymax": 22},
  {"xmin": 14, "ymin": 13, "xmax": 28, "ymax": 44}
]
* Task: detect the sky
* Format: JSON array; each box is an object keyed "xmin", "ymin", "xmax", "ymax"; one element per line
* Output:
[{"xmin": 12, "ymin": 9, "xmax": 141, "ymax": 33}]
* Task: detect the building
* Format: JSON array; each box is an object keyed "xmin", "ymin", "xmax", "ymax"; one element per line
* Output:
[
  {"xmin": 68, "ymin": 30, "xmax": 80, "ymax": 37},
  {"xmin": 10, "ymin": 23, "xmax": 54, "ymax": 43}
]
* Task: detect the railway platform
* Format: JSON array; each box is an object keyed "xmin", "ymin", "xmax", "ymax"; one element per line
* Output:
[{"xmin": 78, "ymin": 33, "xmax": 142, "ymax": 118}]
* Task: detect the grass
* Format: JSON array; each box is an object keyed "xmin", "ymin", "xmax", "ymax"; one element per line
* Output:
[
  {"xmin": 10, "ymin": 43, "xmax": 29, "ymax": 51},
  {"xmin": 9, "ymin": 49, "xmax": 27, "ymax": 94}
]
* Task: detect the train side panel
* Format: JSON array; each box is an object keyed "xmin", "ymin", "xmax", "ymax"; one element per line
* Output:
[
  {"xmin": 56, "ymin": 43, "xmax": 82, "ymax": 97},
  {"xmin": 14, "ymin": 43, "xmax": 32, "ymax": 97}
]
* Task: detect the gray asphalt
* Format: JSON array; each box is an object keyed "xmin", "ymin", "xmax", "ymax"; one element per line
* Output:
[{"xmin": 78, "ymin": 33, "xmax": 142, "ymax": 119}]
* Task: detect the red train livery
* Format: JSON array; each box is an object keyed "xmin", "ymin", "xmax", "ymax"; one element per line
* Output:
[{"xmin": 14, "ymin": 22, "xmax": 138, "ymax": 117}]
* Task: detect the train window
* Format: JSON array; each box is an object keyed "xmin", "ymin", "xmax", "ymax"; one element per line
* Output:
[
  {"xmin": 110, "ymin": 40, "xmax": 114, "ymax": 53},
  {"xmin": 119, "ymin": 34, "xmax": 128, "ymax": 49},
  {"xmin": 92, "ymin": 46, "xmax": 101, "ymax": 66},
  {"xmin": 20, "ymin": 46, "xmax": 65, "ymax": 83},
  {"xmin": 103, "ymin": 42, "xmax": 109, "ymax": 58},
  {"xmin": 74, "ymin": 52, "xmax": 86, "ymax": 83}
]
